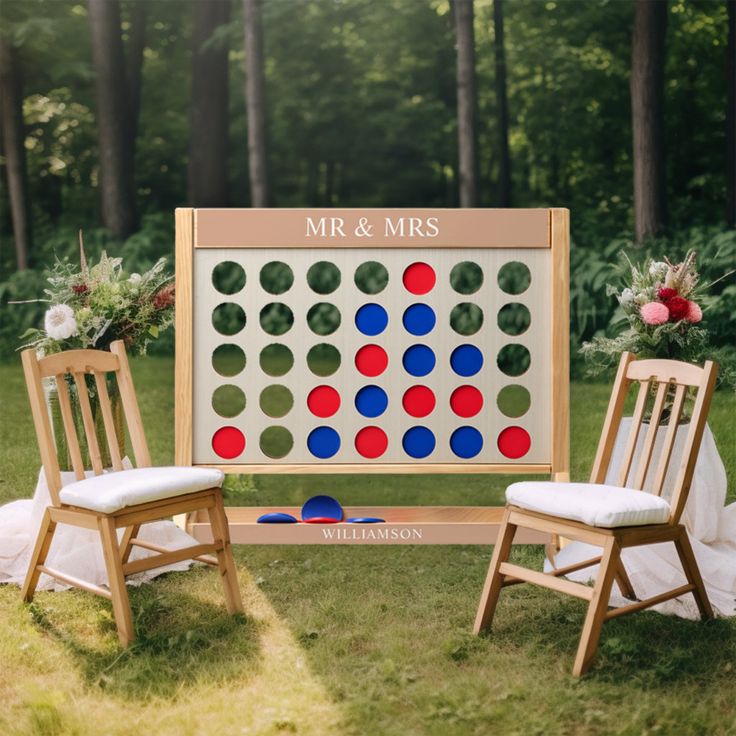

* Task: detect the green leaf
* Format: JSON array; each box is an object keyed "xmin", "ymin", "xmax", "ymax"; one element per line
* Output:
[{"xmin": 148, "ymin": 325, "xmax": 159, "ymax": 338}]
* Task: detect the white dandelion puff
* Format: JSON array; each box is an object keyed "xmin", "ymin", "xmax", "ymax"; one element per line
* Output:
[{"xmin": 44, "ymin": 304, "xmax": 78, "ymax": 340}]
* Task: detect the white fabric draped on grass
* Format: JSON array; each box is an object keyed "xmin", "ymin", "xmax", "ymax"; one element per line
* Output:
[
  {"xmin": 547, "ymin": 420, "xmax": 736, "ymax": 618},
  {"xmin": 0, "ymin": 459, "xmax": 200, "ymax": 590}
]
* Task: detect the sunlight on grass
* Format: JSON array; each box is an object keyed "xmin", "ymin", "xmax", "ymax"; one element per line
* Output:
[{"xmin": 0, "ymin": 566, "xmax": 344, "ymax": 736}]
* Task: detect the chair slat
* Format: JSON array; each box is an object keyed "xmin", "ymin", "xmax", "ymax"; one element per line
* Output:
[
  {"xmin": 633, "ymin": 381, "xmax": 669, "ymax": 490},
  {"xmin": 73, "ymin": 371, "xmax": 104, "ymax": 475},
  {"xmin": 651, "ymin": 383, "xmax": 687, "ymax": 497},
  {"xmin": 109, "ymin": 341, "xmax": 152, "ymax": 467},
  {"xmin": 54, "ymin": 374, "xmax": 86, "ymax": 481},
  {"xmin": 93, "ymin": 371, "xmax": 124, "ymax": 471},
  {"xmin": 668, "ymin": 362, "xmax": 719, "ymax": 523},
  {"xmin": 617, "ymin": 380, "xmax": 649, "ymax": 487}
]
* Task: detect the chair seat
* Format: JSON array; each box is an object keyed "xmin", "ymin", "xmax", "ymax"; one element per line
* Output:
[
  {"xmin": 506, "ymin": 481, "xmax": 671, "ymax": 528},
  {"xmin": 59, "ymin": 466, "xmax": 225, "ymax": 514}
]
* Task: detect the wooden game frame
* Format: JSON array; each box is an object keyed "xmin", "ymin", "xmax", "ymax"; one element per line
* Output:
[{"xmin": 175, "ymin": 207, "xmax": 569, "ymax": 544}]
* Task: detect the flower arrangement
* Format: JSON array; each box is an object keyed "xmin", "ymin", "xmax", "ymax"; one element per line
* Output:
[
  {"xmin": 21, "ymin": 242, "xmax": 175, "ymax": 356},
  {"xmin": 581, "ymin": 250, "xmax": 725, "ymax": 372}
]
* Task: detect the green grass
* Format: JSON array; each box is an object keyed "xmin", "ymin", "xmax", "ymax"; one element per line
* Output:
[{"xmin": 0, "ymin": 357, "xmax": 735, "ymax": 736}]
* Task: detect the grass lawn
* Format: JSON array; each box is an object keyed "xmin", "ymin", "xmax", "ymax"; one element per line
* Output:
[{"xmin": 0, "ymin": 356, "xmax": 734, "ymax": 736}]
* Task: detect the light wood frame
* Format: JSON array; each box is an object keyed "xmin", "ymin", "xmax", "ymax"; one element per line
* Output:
[
  {"xmin": 474, "ymin": 351, "xmax": 719, "ymax": 676},
  {"xmin": 21, "ymin": 340, "xmax": 243, "ymax": 646},
  {"xmin": 175, "ymin": 208, "xmax": 569, "ymax": 544}
]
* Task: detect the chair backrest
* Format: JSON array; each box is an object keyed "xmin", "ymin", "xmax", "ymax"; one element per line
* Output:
[
  {"xmin": 21, "ymin": 340, "xmax": 151, "ymax": 506},
  {"xmin": 589, "ymin": 352, "xmax": 718, "ymax": 525}
]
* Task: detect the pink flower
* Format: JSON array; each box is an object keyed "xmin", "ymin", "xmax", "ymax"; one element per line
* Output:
[
  {"xmin": 686, "ymin": 301, "xmax": 702, "ymax": 323},
  {"xmin": 640, "ymin": 302, "xmax": 669, "ymax": 325}
]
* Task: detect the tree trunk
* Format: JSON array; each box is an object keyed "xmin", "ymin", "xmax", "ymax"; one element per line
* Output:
[
  {"xmin": 88, "ymin": 0, "xmax": 137, "ymax": 239},
  {"xmin": 630, "ymin": 0, "xmax": 668, "ymax": 242},
  {"xmin": 727, "ymin": 0, "xmax": 735, "ymax": 228},
  {"xmin": 0, "ymin": 37, "xmax": 31, "ymax": 270},
  {"xmin": 125, "ymin": 0, "xmax": 147, "ymax": 150},
  {"xmin": 188, "ymin": 0, "xmax": 231, "ymax": 207},
  {"xmin": 243, "ymin": 0, "xmax": 269, "ymax": 207},
  {"xmin": 453, "ymin": 0, "xmax": 477, "ymax": 207},
  {"xmin": 493, "ymin": 0, "xmax": 511, "ymax": 207}
]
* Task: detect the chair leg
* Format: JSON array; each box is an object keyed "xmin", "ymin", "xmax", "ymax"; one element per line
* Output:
[
  {"xmin": 207, "ymin": 493, "xmax": 244, "ymax": 615},
  {"xmin": 99, "ymin": 516, "xmax": 135, "ymax": 646},
  {"xmin": 21, "ymin": 509, "xmax": 57, "ymax": 603},
  {"xmin": 120, "ymin": 524, "xmax": 140, "ymax": 564},
  {"xmin": 473, "ymin": 509, "xmax": 517, "ymax": 634},
  {"xmin": 614, "ymin": 559, "xmax": 637, "ymax": 601},
  {"xmin": 674, "ymin": 528, "xmax": 713, "ymax": 620},
  {"xmin": 573, "ymin": 537, "xmax": 620, "ymax": 677}
]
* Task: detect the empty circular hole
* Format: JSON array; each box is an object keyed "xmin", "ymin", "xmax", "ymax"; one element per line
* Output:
[
  {"xmin": 497, "ymin": 344, "xmax": 531, "ymax": 377},
  {"xmin": 260, "ymin": 426, "xmax": 293, "ymax": 459},
  {"xmin": 260, "ymin": 261, "xmax": 294, "ymax": 294},
  {"xmin": 259, "ymin": 384, "xmax": 294, "ymax": 418},
  {"xmin": 450, "ymin": 303, "xmax": 483, "ymax": 336},
  {"xmin": 260, "ymin": 302, "xmax": 294, "ymax": 336},
  {"xmin": 307, "ymin": 343, "xmax": 341, "ymax": 376},
  {"xmin": 259, "ymin": 343, "xmax": 293, "ymax": 376},
  {"xmin": 498, "ymin": 262, "xmax": 531, "ymax": 295},
  {"xmin": 497, "ymin": 385, "xmax": 531, "ymax": 418},
  {"xmin": 307, "ymin": 302, "xmax": 341, "ymax": 335},
  {"xmin": 212, "ymin": 303, "xmax": 246, "ymax": 336},
  {"xmin": 498, "ymin": 303, "xmax": 531, "ymax": 336},
  {"xmin": 212, "ymin": 384, "xmax": 246, "ymax": 418},
  {"xmin": 212, "ymin": 261, "xmax": 246, "ymax": 295},
  {"xmin": 450, "ymin": 262, "xmax": 483, "ymax": 295},
  {"xmin": 307, "ymin": 261, "xmax": 341, "ymax": 294},
  {"xmin": 355, "ymin": 261, "xmax": 388, "ymax": 294},
  {"xmin": 212, "ymin": 344, "xmax": 246, "ymax": 377}
]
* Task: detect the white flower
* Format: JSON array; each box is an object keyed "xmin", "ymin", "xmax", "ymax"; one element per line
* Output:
[
  {"xmin": 649, "ymin": 261, "xmax": 667, "ymax": 278},
  {"xmin": 44, "ymin": 304, "xmax": 78, "ymax": 340},
  {"xmin": 620, "ymin": 288, "xmax": 634, "ymax": 305},
  {"xmin": 129, "ymin": 273, "xmax": 142, "ymax": 284}
]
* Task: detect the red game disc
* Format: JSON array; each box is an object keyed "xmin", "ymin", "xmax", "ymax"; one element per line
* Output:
[
  {"xmin": 212, "ymin": 426, "xmax": 246, "ymax": 459},
  {"xmin": 307, "ymin": 385, "xmax": 341, "ymax": 418},
  {"xmin": 497, "ymin": 426, "xmax": 531, "ymax": 459},
  {"xmin": 402, "ymin": 385, "xmax": 436, "ymax": 417},
  {"xmin": 303, "ymin": 517, "xmax": 341, "ymax": 524},
  {"xmin": 402, "ymin": 262, "xmax": 436, "ymax": 295},
  {"xmin": 355, "ymin": 426, "xmax": 388, "ymax": 458},
  {"xmin": 450, "ymin": 385, "xmax": 484, "ymax": 418},
  {"xmin": 355, "ymin": 344, "xmax": 388, "ymax": 377}
]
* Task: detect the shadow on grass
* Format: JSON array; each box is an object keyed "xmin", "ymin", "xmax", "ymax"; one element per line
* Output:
[
  {"xmin": 27, "ymin": 568, "xmax": 263, "ymax": 700},
  {"xmin": 485, "ymin": 548, "xmax": 736, "ymax": 687}
]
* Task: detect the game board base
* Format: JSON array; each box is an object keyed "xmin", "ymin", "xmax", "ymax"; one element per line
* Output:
[{"xmin": 185, "ymin": 506, "xmax": 549, "ymax": 545}]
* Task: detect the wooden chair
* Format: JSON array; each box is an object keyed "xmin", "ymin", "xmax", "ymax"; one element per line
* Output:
[
  {"xmin": 21, "ymin": 340, "xmax": 243, "ymax": 646},
  {"xmin": 474, "ymin": 352, "xmax": 718, "ymax": 676}
]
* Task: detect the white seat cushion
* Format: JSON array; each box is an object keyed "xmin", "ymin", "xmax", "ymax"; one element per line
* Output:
[
  {"xmin": 59, "ymin": 466, "xmax": 225, "ymax": 514},
  {"xmin": 506, "ymin": 481, "xmax": 671, "ymax": 528}
]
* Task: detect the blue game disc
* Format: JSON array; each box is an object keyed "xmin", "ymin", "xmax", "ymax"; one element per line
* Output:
[
  {"xmin": 307, "ymin": 426, "xmax": 341, "ymax": 459},
  {"xmin": 355, "ymin": 385, "xmax": 388, "ymax": 418},
  {"xmin": 302, "ymin": 494, "xmax": 344, "ymax": 521},
  {"xmin": 402, "ymin": 304, "xmax": 436, "ymax": 336},
  {"xmin": 355, "ymin": 303, "xmax": 388, "ymax": 336},
  {"xmin": 450, "ymin": 344, "xmax": 484, "ymax": 377},
  {"xmin": 402, "ymin": 426, "xmax": 436, "ymax": 459},
  {"xmin": 450, "ymin": 426, "xmax": 484, "ymax": 458},
  {"xmin": 402, "ymin": 344, "xmax": 436, "ymax": 377},
  {"xmin": 257, "ymin": 512, "xmax": 298, "ymax": 523},
  {"xmin": 346, "ymin": 517, "xmax": 385, "ymax": 523}
]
